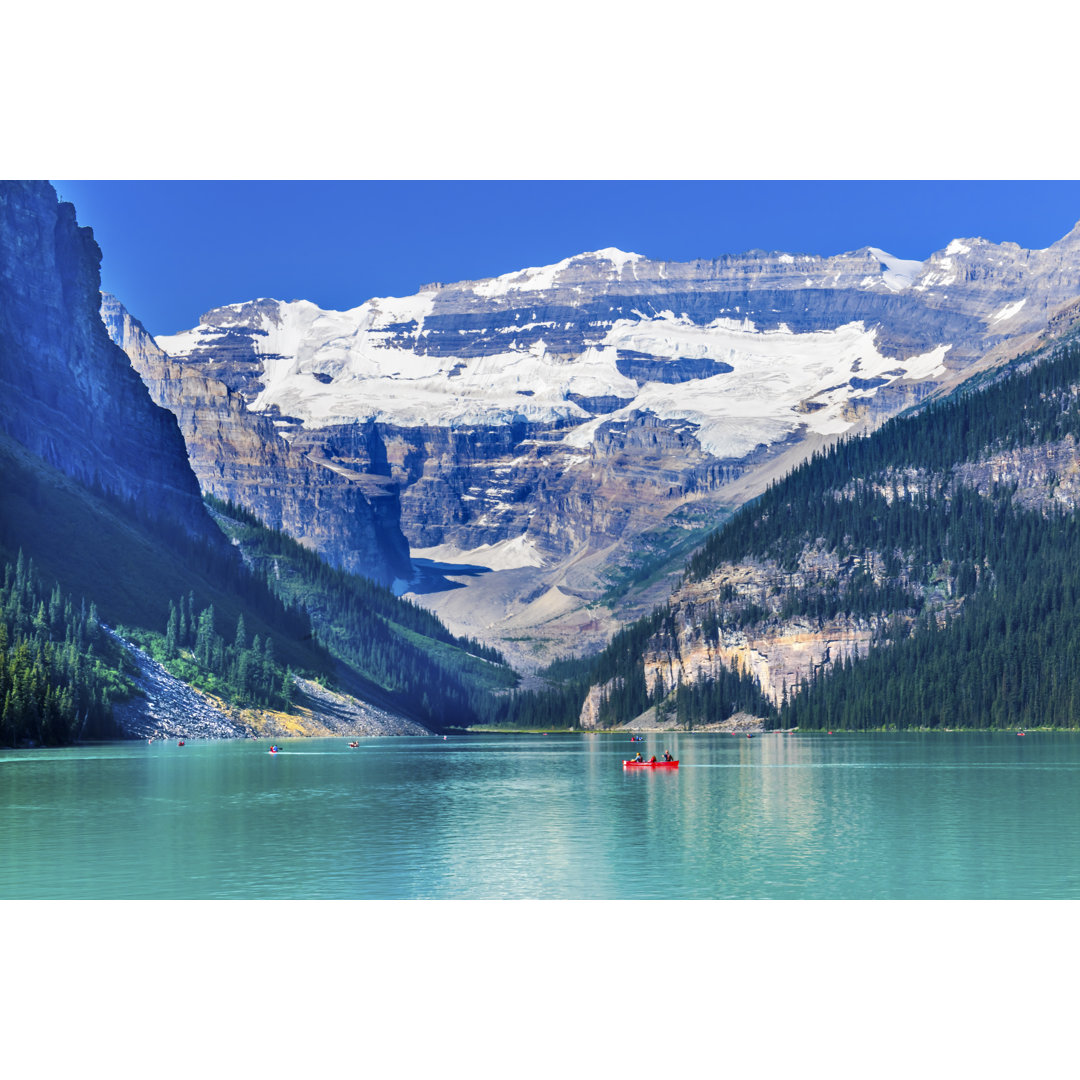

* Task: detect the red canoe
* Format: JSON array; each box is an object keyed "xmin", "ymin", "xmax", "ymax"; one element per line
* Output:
[{"xmin": 623, "ymin": 760, "xmax": 678, "ymax": 768}]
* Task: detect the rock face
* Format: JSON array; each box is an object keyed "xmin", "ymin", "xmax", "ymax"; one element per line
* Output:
[
  {"xmin": 635, "ymin": 554, "xmax": 884, "ymax": 712},
  {"xmin": 129, "ymin": 231, "xmax": 1080, "ymax": 661},
  {"xmin": 0, "ymin": 181, "xmax": 211, "ymax": 538},
  {"xmin": 101, "ymin": 295, "xmax": 412, "ymax": 588}
]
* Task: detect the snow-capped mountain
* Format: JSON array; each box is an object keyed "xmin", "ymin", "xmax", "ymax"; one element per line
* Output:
[{"xmin": 113, "ymin": 226, "xmax": 1080, "ymax": 665}]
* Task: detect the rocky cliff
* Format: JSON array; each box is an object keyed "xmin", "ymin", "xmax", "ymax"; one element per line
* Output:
[
  {"xmin": 134, "ymin": 229, "xmax": 1080, "ymax": 663},
  {"xmin": 0, "ymin": 181, "xmax": 211, "ymax": 538},
  {"xmin": 101, "ymin": 295, "xmax": 412, "ymax": 588}
]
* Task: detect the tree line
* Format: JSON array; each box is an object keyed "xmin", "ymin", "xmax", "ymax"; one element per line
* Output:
[
  {"xmin": 482, "ymin": 602, "xmax": 775, "ymax": 730},
  {"xmin": 204, "ymin": 494, "xmax": 506, "ymax": 665}
]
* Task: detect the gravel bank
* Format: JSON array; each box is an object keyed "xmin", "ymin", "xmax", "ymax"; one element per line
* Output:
[
  {"xmin": 291, "ymin": 678, "xmax": 431, "ymax": 736},
  {"xmin": 621, "ymin": 709, "xmax": 767, "ymax": 734}
]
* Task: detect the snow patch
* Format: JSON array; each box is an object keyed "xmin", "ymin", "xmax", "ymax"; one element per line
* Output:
[
  {"xmin": 990, "ymin": 298, "xmax": 1028, "ymax": 323},
  {"xmin": 411, "ymin": 534, "xmax": 547, "ymax": 571},
  {"xmin": 866, "ymin": 248, "xmax": 925, "ymax": 292},
  {"xmin": 592, "ymin": 247, "xmax": 645, "ymax": 274},
  {"xmin": 470, "ymin": 248, "xmax": 643, "ymax": 298},
  {"xmin": 156, "ymin": 285, "xmax": 952, "ymax": 465}
]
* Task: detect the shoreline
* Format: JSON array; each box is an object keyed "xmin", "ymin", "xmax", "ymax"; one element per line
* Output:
[{"xmin": 5, "ymin": 724, "xmax": 1074, "ymax": 751}]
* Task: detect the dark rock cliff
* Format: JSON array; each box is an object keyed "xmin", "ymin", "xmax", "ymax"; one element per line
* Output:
[{"xmin": 0, "ymin": 180, "xmax": 213, "ymax": 539}]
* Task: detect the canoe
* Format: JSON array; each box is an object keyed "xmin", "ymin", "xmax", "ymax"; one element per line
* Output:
[{"xmin": 623, "ymin": 760, "xmax": 678, "ymax": 768}]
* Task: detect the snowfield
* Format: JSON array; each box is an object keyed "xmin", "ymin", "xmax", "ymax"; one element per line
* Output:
[{"xmin": 156, "ymin": 292, "xmax": 950, "ymax": 459}]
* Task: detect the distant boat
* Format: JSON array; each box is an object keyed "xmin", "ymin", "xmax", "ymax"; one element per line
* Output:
[{"xmin": 623, "ymin": 759, "xmax": 678, "ymax": 769}]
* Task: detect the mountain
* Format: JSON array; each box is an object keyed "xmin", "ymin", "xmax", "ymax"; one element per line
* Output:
[
  {"xmin": 0, "ymin": 181, "xmax": 329, "ymax": 741},
  {"xmin": 0, "ymin": 180, "xmax": 514, "ymax": 744},
  {"xmin": 130, "ymin": 229, "xmax": 1080, "ymax": 666}
]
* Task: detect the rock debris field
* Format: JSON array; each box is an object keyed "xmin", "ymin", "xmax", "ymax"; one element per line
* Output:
[
  {"xmin": 105, "ymin": 628, "xmax": 245, "ymax": 740},
  {"xmin": 104, "ymin": 628, "xmax": 429, "ymax": 740}
]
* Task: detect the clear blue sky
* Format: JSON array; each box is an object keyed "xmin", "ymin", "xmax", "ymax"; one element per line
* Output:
[{"xmin": 54, "ymin": 180, "xmax": 1080, "ymax": 338}]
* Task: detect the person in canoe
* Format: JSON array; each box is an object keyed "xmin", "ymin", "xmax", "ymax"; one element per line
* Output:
[
  {"xmin": 662, "ymin": 750, "xmax": 674, "ymax": 762},
  {"xmin": 632, "ymin": 751, "xmax": 644, "ymax": 763},
  {"xmin": 649, "ymin": 755, "xmax": 657, "ymax": 763}
]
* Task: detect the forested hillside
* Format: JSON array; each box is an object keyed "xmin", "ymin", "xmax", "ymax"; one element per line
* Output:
[
  {"xmin": 0, "ymin": 430, "xmax": 340, "ymax": 741},
  {"xmin": 0, "ymin": 434, "xmax": 524, "ymax": 742},
  {"xmin": 484, "ymin": 602, "xmax": 775, "ymax": 730}
]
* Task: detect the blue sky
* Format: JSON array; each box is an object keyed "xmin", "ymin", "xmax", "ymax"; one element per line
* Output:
[{"xmin": 54, "ymin": 180, "xmax": 1080, "ymax": 338}]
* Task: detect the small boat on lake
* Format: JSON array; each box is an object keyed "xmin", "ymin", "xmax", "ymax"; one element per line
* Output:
[
  {"xmin": 623, "ymin": 759, "xmax": 678, "ymax": 769},
  {"xmin": 348, "ymin": 741, "xmax": 359, "ymax": 748}
]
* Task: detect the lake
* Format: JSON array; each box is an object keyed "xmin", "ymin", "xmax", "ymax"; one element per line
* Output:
[{"xmin": 2, "ymin": 731, "xmax": 1078, "ymax": 899}]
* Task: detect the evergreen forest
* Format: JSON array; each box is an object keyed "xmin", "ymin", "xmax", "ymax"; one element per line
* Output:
[{"xmin": 0, "ymin": 551, "xmax": 132, "ymax": 745}]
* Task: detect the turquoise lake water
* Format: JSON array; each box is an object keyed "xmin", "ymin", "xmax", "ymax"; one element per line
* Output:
[{"xmin": 2, "ymin": 731, "xmax": 1079, "ymax": 899}]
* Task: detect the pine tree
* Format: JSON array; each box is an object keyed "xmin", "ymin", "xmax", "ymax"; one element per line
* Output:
[{"xmin": 165, "ymin": 601, "xmax": 179, "ymax": 659}]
